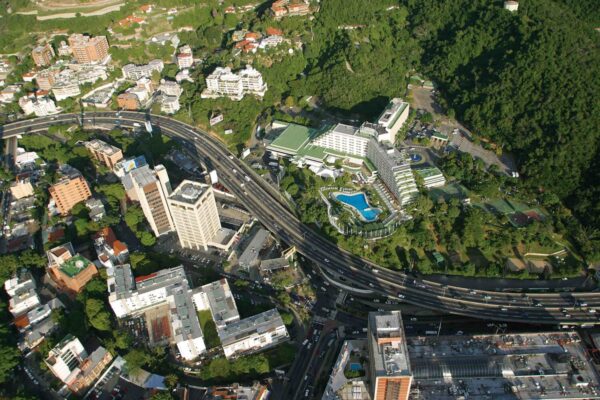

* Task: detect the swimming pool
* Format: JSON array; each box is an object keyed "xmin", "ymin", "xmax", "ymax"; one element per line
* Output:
[
  {"xmin": 335, "ymin": 192, "xmax": 381, "ymax": 222},
  {"xmin": 349, "ymin": 362, "xmax": 363, "ymax": 372}
]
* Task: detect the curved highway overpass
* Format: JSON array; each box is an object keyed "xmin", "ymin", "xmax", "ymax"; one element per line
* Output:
[{"xmin": 3, "ymin": 111, "xmax": 600, "ymax": 325}]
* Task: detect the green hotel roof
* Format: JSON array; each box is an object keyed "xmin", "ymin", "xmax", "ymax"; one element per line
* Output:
[
  {"xmin": 60, "ymin": 254, "xmax": 92, "ymax": 278},
  {"xmin": 268, "ymin": 123, "xmax": 315, "ymax": 153},
  {"xmin": 416, "ymin": 167, "xmax": 444, "ymax": 178}
]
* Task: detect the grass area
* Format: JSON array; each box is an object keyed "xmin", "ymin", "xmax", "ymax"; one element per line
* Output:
[
  {"xmin": 197, "ymin": 310, "xmax": 220, "ymax": 349},
  {"xmin": 236, "ymin": 298, "xmax": 274, "ymax": 319}
]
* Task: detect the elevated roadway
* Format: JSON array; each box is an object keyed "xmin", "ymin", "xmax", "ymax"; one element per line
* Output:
[{"xmin": 3, "ymin": 112, "xmax": 600, "ymax": 325}]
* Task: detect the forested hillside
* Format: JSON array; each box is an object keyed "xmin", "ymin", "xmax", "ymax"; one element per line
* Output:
[{"xmin": 403, "ymin": 0, "xmax": 600, "ymax": 231}]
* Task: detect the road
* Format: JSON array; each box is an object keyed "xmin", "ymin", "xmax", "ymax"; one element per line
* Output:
[{"xmin": 3, "ymin": 112, "xmax": 600, "ymax": 326}]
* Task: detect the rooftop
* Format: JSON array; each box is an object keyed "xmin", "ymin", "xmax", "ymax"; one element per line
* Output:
[
  {"xmin": 377, "ymin": 98, "xmax": 408, "ymax": 128},
  {"xmin": 85, "ymin": 139, "xmax": 122, "ymax": 156},
  {"xmin": 267, "ymin": 122, "xmax": 315, "ymax": 153},
  {"xmin": 169, "ymin": 180, "xmax": 209, "ymax": 204},
  {"xmin": 201, "ymin": 279, "xmax": 240, "ymax": 327},
  {"xmin": 368, "ymin": 311, "xmax": 411, "ymax": 378},
  {"xmin": 218, "ymin": 308, "xmax": 284, "ymax": 346},
  {"xmin": 59, "ymin": 254, "xmax": 93, "ymax": 278},
  {"xmin": 238, "ymin": 228, "xmax": 270, "ymax": 268}
]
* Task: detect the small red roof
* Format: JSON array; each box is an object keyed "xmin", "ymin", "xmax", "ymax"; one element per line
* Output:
[
  {"xmin": 135, "ymin": 272, "xmax": 157, "ymax": 283},
  {"xmin": 14, "ymin": 314, "xmax": 30, "ymax": 329},
  {"xmin": 244, "ymin": 32, "xmax": 260, "ymax": 41},
  {"xmin": 113, "ymin": 240, "xmax": 128, "ymax": 256},
  {"xmin": 266, "ymin": 27, "xmax": 283, "ymax": 36}
]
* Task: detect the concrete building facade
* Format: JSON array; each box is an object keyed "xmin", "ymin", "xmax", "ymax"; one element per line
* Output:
[
  {"xmin": 167, "ymin": 180, "xmax": 221, "ymax": 251},
  {"xmin": 68, "ymin": 34, "xmax": 109, "ymax": 64},
  {"xmin": 47, "ymin": 243, "xmax": 98, "ymax": 294},
  {"xmin": 122, "ymin": 164, "xmax": 174, "ymax": 237},
  {"xmin": 84, "ymin": 139, "xmax": 124, "ymax": 168},
  {"xmin": 49, "ymin": 165, "xmax": 92, "ymax": 215},
  {"xmin": 32, "ymin": 43, "xmax": 55, "ymax": 67}
]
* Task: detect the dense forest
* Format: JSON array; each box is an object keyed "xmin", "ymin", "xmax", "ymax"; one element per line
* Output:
[{"xmin": 401, "ymin": 0, "xmax": 600, "ymax": 235}]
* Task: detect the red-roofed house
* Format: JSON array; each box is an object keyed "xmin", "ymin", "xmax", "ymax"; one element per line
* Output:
[
  {"xmin": 244, "ymin": 32, "xmax": 261, "ymax": 42},
  {"xmin": 93, "ymin": 227, "xmax": 129, "ymax": 271},
  {"xmin": 118, "ymin": 15, "xmax": 145, "ymax": 27},
  {"xmin": 224, "ymin": 6, "xmax": 236, "ymax": 14},
  {"xmin": 139, "ymin": 4, "xmax": 153, "ymax": 13},
  {"xmin": 266, "ymin": 27, "xmax": 283, "ymax": 36}
]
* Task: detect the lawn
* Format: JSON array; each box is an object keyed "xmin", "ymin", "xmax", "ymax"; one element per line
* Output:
[{"xmin": 197, "ymin": 310, "xmax": 220, "ymax": 349}]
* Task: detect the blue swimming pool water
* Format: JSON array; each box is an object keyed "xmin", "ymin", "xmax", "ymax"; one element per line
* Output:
[
  {"xmin": 349, "ymin": 363, "xmax": 363, "ymax": 371},
  {"xmin": 335, "ymin": 193, "xmax": 381, "ymax": 222}
]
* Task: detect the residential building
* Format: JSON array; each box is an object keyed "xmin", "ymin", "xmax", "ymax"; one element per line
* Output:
[
  {"xmin": 375, "ymin": 98, "xmax": 410, "ymax": 143},
  {"xmin": 107, "ymin": 265, "xmax": 206, "ymax": 360},
  {"xmin": 18, "ymin": 96, "xmax": 58, "ymax": 117},
  {"xmin": 313, "ymin": 123, "xmax": 371, "ymax": 157},
  {"xmin": 122, "ymin": 164, "xmax": 174, "ymax": 237},
  {"xmin": 10, "ymin": 180, "xmax": 35, "ymax": 200},
  {"xmin": 0, "ymin": 84, "xmax": 21, "ymax": 103},
  {"xmin": 67, "ymin": 34, "xmax": 109, "ymax": 64},
  {"xmin": 52, "ymin": 82, "xmax": 81, "ymax": 101},
  {"xmin": 415, "ymin": 167, "xmax": 446, "ymax": 189},
  {"xmin": 32, "ymin": 43, "xmax": 55, "ymax": 67},
  {"xmin": 49, "ymin": 164, "xmax": 92, "ymax": 215},
  {"xmin": 92, "ymin": 226, "xmax": 129, "ymax": 271},
  {"xmin": 4, "ymin": 269, "xmax": 35, "ymax": 297},
  {"xmin": 85, "ymin": 198, "xmax": 106, "ymax": 222},
  {"xmin": 45, "ymin": 335, "xmax": 113, "ymax": 395},
  {"xmin": 271, "ymin": 0, "xmax": 310, "ymax": 19},
  {"xmin": 322, "ymin": 339, "xmax": 371, "ymax": 400},
  {"xmin": 84, "ymin": 139, "xmax": 123, "ymax": 168},
  {"xmin": 193, "ymin": 279, "xmax": 240, "ymax": 329},
  {"xmin": 57, "ymin": 41, "xmax": 71, "ymax": 57},
  {"xmin": 36, "ymin": 69, "xmax": 59, "ymax": 90},
  {"xmin": 206, "ymin": 384, "xmax": 270, "ymax": 400},
  {"xmin": 504, "ymin": 0, "xmax": 519, "ymax": 11},
  {"xmin": 161, "ymin": 95, "xmax": 180, "ymax": 114},
  {"xmin": 259, "ymin": 35, "xmax": 284, "ymax": 49},
  {"xmin": 158, "ymin": 80, "xmax": 182, "ymax": 97},
  {"xmin": 9, "ymin": 288, "xmax": 40, "ymax": 317},
  {"xmin": 218, "ymin": 308, "xmax": 289, "ymax": 359},
  {"xmin": 367, "ymin": 140, "xmax": 418, "ymax": 207},
  {"xmin": 176, "ymin": 45, "xmax": 193, "ymax": 69},
  {"xmin": 117, "ymin": 92, "xmax": 141, "ymax": 110},
  {"xmin": 167, "ymin": 180, "xmax": 221, "ymax": 251},
  {"xmin": 367, "ymin": 311, "xmax": 412, "ymax": 400},
  {"xmin": 201, "ymin": 66, "xmax": 267, "ymax": 100},
  {"xmin": 122, "ymin": 60, "xmax": 164, "ymax": 80},
  {"xmin": 47, "ymin": 242, "xmax": 98, "ymax": 294}
]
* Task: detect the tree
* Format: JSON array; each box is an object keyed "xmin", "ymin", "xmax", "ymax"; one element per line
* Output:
[
  {"xmin": 124, "ymin": 349, "xmax": 151, "ymax": 374},
  {"xmin": 150, "ymin": 392, "xmax": 174, "ymax": 400},
  {"xmin": 85, "ymin": 298, "xmax": 112, "ymax": 331},
  {"xmin": 164, "ymin": 374, "xmax": 179, "ymax": 390}
]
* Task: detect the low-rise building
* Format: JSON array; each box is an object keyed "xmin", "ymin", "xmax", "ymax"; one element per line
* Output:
[
  {"xmin": 45, "ymin": 335, "xmax": 113, "ymax": 395},
  {"xmin": 52, "ymin": 81, "xmax": 81, "ymax": 101},
  {"xmin": 158, "ymin": 80, "xmax": 182, "ymax": 97},
  {"xmin": 161, "ymin": 95, "xmax": 180, "ymax": 114},
  {"xmin": 176, "ymin": 45, "xmax": 193, "ymax": 69},
  {"xmin": 8, "ymin": 288, "xmax": 40, "ymax": 317},
  {"xmin": 238, "ymin": 228, "xmax": 270, "ymax": 271},
  {"xmin": 147, "ymin": 32, "xmax": 180, "ymax": 48},
  {"xmin": 92, "ymin": 226, "xmax": 129, "ymax": 272},
  {"xmin": 4, "ymin": 269, "xmax": 35, "ymax": 297},
  {"xmin": 107, "ymin": 265, "xmax": 206, "ymax": 360},
  {"xmin": 201, "ymin": 66, "xmax": 267, "ymax": 100},
  {"xmin": 85, "ymin": 198, "xmax": 106, "ymax": 222},
  {"xmin": 84, "ymin": 139, "xmax": 123, "ymax": 168},
  {"xmin": 122, "ymin": 59, "xmax": 164, "ymax": 80},
  {"xmin": 193, "ymin": 279, "xmax": 240, "ymax": 329},
  {"xmin": 415, "ymin": 167, "xmax": 446, "ymax": 189},
  {"xmin": 18, "ymin": 95, "xmax": 59, "ymax": 117},
  {"xmin": 218, "ymin": 308, "xmax": 289, "ymax": 359},
  {"xmin": 47, "ymin": 242, "xmax": 98, "ymax": 294},
  {"xmin": 0, "ymin": 84, "xmax": 21, "ymax": 103}
]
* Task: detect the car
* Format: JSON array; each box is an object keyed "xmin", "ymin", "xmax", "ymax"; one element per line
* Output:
[
  {"xmin": 305, "ymin": 390, "xmax": 310, "ymax": 397},
  {"xmin": 397, "ymin": 293, "xmax": 405, "ymax": 299},
  {"xmin": 324, "ymin": 258, "xmax": 330, "ymax": 263},
  {"xmin": 304, "ymin": 375, "xmax": 309, "ymax": 381},
  {"xmin": 456, "ymin": 331, "xmax": 464, "ymax": 335},
  {"xmin": 500, "ymin": 307, "xmax": 508, "ymax": 311},
  {"xmin": 373, "ymin": 269, "xmax": 379, "ymax": 273},
  {"xmin": 369, "ymin": 283, "xmax": 375, "ymax": 287}
]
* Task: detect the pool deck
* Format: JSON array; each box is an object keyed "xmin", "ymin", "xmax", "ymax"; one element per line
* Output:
[{"xmin": 333, "ymin": 191, "xmax": 381, "ymax": 223}]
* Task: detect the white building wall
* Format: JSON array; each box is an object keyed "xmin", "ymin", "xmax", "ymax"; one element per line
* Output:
[
  {"xmin": 222, "ymin": 324, "xmax": 288, "ymax": 358},
  {"xmin": 177, "ymin": 336, "xmax": 206, "ymax": 361}
]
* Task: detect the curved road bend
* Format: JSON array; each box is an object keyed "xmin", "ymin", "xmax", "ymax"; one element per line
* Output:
[{"xmin": 3, "ymin": 112, "xmax": 600, "ymax": 325}]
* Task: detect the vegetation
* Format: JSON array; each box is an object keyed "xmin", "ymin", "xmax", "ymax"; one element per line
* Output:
[{"xmin": 198, "ymin": 310, "xmax": 220, "ymax": 349}]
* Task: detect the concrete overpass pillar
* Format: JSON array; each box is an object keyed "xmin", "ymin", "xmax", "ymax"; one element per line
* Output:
[{"xmin": 3, "ymin": 136, "xmax": 18, "ymax": 169}]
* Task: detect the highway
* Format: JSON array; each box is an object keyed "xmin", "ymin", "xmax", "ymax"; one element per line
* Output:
[{"xmin": 3, "ymin": 111, "xmax": 600, "ymax": 325}]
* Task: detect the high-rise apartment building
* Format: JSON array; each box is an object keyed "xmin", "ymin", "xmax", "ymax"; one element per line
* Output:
[
  {"xmin": 67, "ymin": 34, "xmax": 109, "ymax": 64},
  {"xmin": 122, "ymin": 164, "xmax": 174, "ymax": 237},
  {"xmin": 312, "ymin": 123, "xmax": 371, "ymax": 157},
  {"xmin": 84, "ymin": 139, "xmax": 123, "ymax": 168},
  {"xmin": 167, "ymin": 180, "xmax": 221, "ymax": 251},
  {"xmin": 375, "ymin": 98, "xmax": 410, "ymax": 144},
  {"xmin": 32, "ymin": 43, "xmax": 55, "ymax": 67},
  {"xmin": 49, "ymin": 165, "xmax": 92, "ymax": 215},
  {"xmin": 367, "ymin": 311, "xmax": 412, "ymax": 400}
]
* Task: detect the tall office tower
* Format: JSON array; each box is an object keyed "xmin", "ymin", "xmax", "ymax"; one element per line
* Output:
[
  {"xmin": 49, "ymin": 165, "xmax": 92, "ymax": 215},
  {"xmin": 167, "ymin": 180, "xmax": 221, "ymax": 251},
  {"xmin": 32, "ymin": 43, "xmax": 55, "ymax": 67},
  {"xmin": 367, "ymin": 311, "xmax": 412, "ymax": 400},
  {"xmin": 67, "ymin": 34, "xmax": 109, "ymax": 64},
  {"xmin": 122, "ymin": 164, "xmax": 174, "ymax": 237}
]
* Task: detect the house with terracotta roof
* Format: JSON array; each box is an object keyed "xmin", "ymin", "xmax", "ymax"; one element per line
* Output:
[
  {"xmin": 139, "ymin": 4, "xmax": 153, "ymax": 13},
  {"xmin": 266, "ymin": 27, "xmax": 283, "ymax": 36},
  {"xmin": 47, "ymin": 243, "xmax": 98, "ymax": 294},
  {"xmin": 93, "ymin": 227, "xmax": 129, "ymax": 272},
  {"xmin": 118, "ymin": 15, "xmax": 145, "ymax": 27}
]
